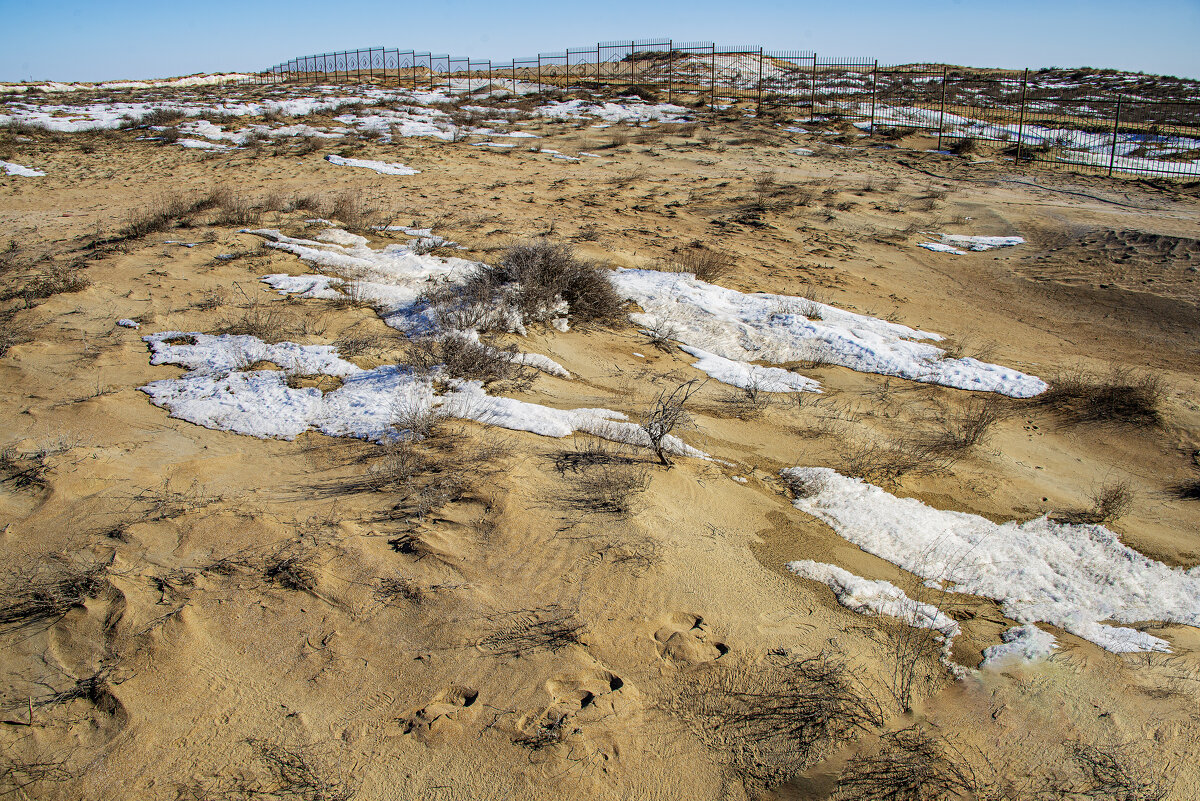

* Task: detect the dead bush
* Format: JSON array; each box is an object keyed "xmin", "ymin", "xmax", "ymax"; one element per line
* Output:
[
  {"xmin": 0, "ymin": 310, "xmax": 32, "ymax": 355},
  {"xmin": 661, "ymin": 652, "xmax": 884, "ymax": 787},
  {"xmin": 663, "ymin": 245, "xmax": 736, "ymax": 283},
  {"xmin": 1064, "ymin": 740, "xmax": 1171, "ymax": 801},
  {"xmin": 120, "ymin": 190, "xmax": 222, "ymax": 239},
  {"xmin": 468, "ymin": 240, "xmax": 623, "ymax": 326},
  {"xmin": 127, "ymin": 108, "xmax": 187, "ymax": 127},
  {"xmin": 407, "ymin": 333, "xmax": 536, "ymax": 391},
  {"xmin": 218, "ymin": 295, "xmax": 297, "ymax": 342},
  {"xmin": 1, "ymin": 262, "xmax": 90, "ymax": 304},
  {"xmin": 234, "ymin": 738, "xmax": 357, "ymax": 801},
  {"xmin": 841, "ymin": 437, "xmax": 953, "ymax": 486},
  {"xmin": 1037, "ymin": 367, "xmax": 1165, "ymax": 427},
  {"xmin": 922, "ymin": 397, "xmax": 1002, "ymax": 454},
  {"xmin": 641, "ymin": 316, "xmax": 679, "ymax": 352},
  {"xmin": 212, "ymin": 191, "xmax": 262, "ymax": 227},
  {"xmin": 1058, "ymin": 479, "xmax": 1135, "ymax": 525},
  {"xmin": 329, "ymin": 190, "xmax": 380, "ymax": 231},
  {"xmin": 0, "ymin": 559, "xmax": 108, "ymax": 631},
  {"xmin": 556, "ymin": 439, "xmax": 650, "ymax": 514},
  {"xmin": 833, "ymin": 726, "xmax": 981, "ymax": 801},
  {"xmin": 640, "ymin": 379, "xmax": 703, "ymax": 467},
  {"xmin": 718, "ymin": 377, "xmax": 773, "ymax": 420}
]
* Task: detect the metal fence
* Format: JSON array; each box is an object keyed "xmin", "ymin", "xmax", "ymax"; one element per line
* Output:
[{"xmin": 253, "ymin": 42, "xmax": 1200, "ymax": 179}]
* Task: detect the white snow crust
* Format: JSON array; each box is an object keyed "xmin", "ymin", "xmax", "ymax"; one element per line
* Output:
[
  {"xmin": 612, "ymin": 269, "xmax": 1046, "ymax": 397},
  {"xmin": 782, "ymin": 467, "xmax": 1200, "ymax": 653}
]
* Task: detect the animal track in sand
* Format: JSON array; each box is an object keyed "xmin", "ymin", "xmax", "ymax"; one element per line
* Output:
[
  {"xmin": 653, "ymin": 612, "xmax": 730, "ymax": 665},
  {"xmin": 400, "ymin": 684, "xmax": 478, "ymax": 741}
]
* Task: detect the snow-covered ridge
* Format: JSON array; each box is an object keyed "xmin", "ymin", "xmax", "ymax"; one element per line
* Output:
[
  {"xmin": 613, "ymin": 269, "xmax": 1046, "ymax": 397},
  {"xmin": 783, "ymin": 467, "xmax": 1200, "ymax": 653}
]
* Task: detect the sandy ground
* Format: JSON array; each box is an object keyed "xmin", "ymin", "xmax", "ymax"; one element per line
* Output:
[{"xmin": 2, "ymin": 90, "xmax": 1200, "ymax": 800}]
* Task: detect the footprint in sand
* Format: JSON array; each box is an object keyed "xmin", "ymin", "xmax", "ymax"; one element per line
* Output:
[
  {"xmin": 400, "ymin": 685, "xmax": 478, "ymax": 741},
  {"xmin": 653, "ymin": 612, "xmax": 730, "ymax": 665}
]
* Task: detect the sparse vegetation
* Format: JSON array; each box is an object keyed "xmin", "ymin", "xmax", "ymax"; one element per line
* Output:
[
  {"xmin": 407, "ymin": 332, "xmax": 536, "ymax": 391},
  {"xmin": 466, "ymin": 240, "xmax": 623, "ymax": 327},
  {"xmin": 0, "ymin": 558, "xmax": 108, "ymax": 631},
  {"xmin": 640, "ymin": 378, "xmax": 703, "ymax": 467},
  {"xmin": 556, "ymin": 438, "xmax": 650, "ymax": 514},
  {"xmin": 663, "ymin": 652, "xmax": 884, "ymax": 787},
  {"xmin": 1037, "ymin": 367, "xmax": 1165, "ymax": 427}
]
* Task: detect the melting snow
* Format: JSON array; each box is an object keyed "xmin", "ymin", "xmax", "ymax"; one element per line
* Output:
[
  {"xmin": 787, "ymin": 559, "xmax": 960, "ymax": 639},
  {"xmin": 325, "ymin": 154, "xmax": 419, "ymax": 175},
  {"xmin": 979, "ymin": 624, "xmax": 1058, "ymax": 669},
  {"xmin": 612, "ymin": 269, "xmax": 1045, "ymax": 397},
  {"xmin": 1, "ymin": 160, "xmax": 44, "ymax": 177},
  {"xmin": 140, "ymin": 332, "xmax": 703, "ymax": 458},
  {"xmin": 782, "ymin": 467, "xmax": 1200, "ymax": 653}
]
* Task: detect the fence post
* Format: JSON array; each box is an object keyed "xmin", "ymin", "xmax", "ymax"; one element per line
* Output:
[
  {"xmin": 596, "ymin": 45, "xmax": 601, "ymax": 90},
  {"xmin": 709, "ymin": 44, "xmax": 716, "ymax": 107},
  {"xmin": 512, "ymin": 61, "xmax": 517, "ymax": 94},
  {"xmin": 446, "ymin": 59, "xmax": 452, "ymax": 95},
  {"xmin": 537, "ymin": 54, "xmax": 542, "ymax": 90},
  {"xmin": 810, "ymin": 53, "xmax": 818, "ymax": 117},
  {"xmin": 936, "ymin": 65, "xmax": 948, "ymax": 151},
  {"xmin": 667, "ymin": 40, "xmax": 673, "ymax": 104},
  {"xmin": 756, "ymin": 47, "xmax": 764, "ymax": 113},
  {"xmin": 1108, "ymin": 94, "xmax": 1123, "ymax": 177},
  {"xmin": 1015, "ymin": 68, "xmax": 1028, "ymax": 166},
  {"xmin": 869, "ymin": 59, "xmax": 878, "ymax": 134}
]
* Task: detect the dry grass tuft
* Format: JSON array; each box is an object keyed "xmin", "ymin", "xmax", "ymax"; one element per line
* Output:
[
  {"xmin": 1037, "ymin": 367, "xmax": 1165, "ymax": 427},
  {"xmin": 833, "ymin": 726, "xmax": 981, "ymax": 801},
  {"xmin": 0, "ymin": 559, "xmax": 108, "ymax": 631},
  {"xmin": 662, "ymin": 651, "xmax": 883, "ymax": 787}
]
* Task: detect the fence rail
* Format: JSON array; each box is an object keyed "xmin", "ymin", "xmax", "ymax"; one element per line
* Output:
[{"xmin": 251, "ymin": 41, "xmax": 1200, "ymax": 179}]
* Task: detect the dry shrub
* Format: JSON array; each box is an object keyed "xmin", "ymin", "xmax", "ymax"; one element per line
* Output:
[
  {"xmin": 355, "ymin": 427, "xmax": 509, "ymax": 521},
  {"xmin": 407, "ymin": 333, "xmax": 536, "ymax": 391},
  {"xmin": 640, "ymin": 379, "xmax": 703, "ymax": 467},
  {"xmin": 1058, "ymin": 479, "xmax": 1135, "ymax": 525},
  {"xmin": 1038, "ymin": 367, "xmax": 1165, "ymax": 427},
  {"xmin": 468, "ymin": 240, "xmax": 623, "ymax": 326},
  {"xmin": 642, "ymin": 315, "xmax": 679, "ymax": 351},
  {"xmin": 949, "ymin": 136, "xmax": 977, "ymax": 155},
  {"xmin": 662, "ymin": 652, "xmax": 883, "ymax": 787},
  {"xmin": 262, "ymin": 545, "xmax": 318, "ymax": 592},
  {"xmin": 556, "ymin": 438, "xmax": 650, "ymax": 514},
  {"xmin": 0, "ymin": 559, "xmax": 108, "ymax": 631},
  {"xmin": 212, "ymin": 191, "xmax": 263, "ymax": 227},
  {"xmin": 218, "ymin": 295, "xmax": 297, "ymax": 342},
  {"xmin": 1063, "ymin": 740, "xmax": 1171, "ymax": 801},
  {"xmin": 125, "ymin": 108, "xmax": 187, "ymax": 127},
  {"xmin": 661, "ymin": 245, "xmax": 736, "ymax": 283},
  {"xmin": 206, "ymin": 739, "xmax": 358, "ymax": 801},
  {"xmin": 833, "ymin": 726, "xmax": 981, "ymax": 801},
  {"xmin": 718, "ymin": 378, "xmax": 773, "ymax": 420},
  {"xmin": 841, "ymin": 437, "xmax": 954, "ymax": 486},
  {"xmin": 329, "ymin": 190, "xmax": 381, "ymax": 231},
  {"xmin": 921, "ymin": 397, "xmax": 1002, "ymax": 455},
  {"xmin": 0, "ymin": 262, "xmax": 90, "ymax": 305},
  {"xmin": 0, "ymin": 310, "xmax": 32, "ymax": 355},
  {"xmin": 121, "ymin": 190, "xmax": 222, "ymax": 239}
]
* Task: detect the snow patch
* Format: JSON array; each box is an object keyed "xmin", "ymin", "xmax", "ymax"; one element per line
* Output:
[
  {"xmin": 782, "ymin": 467, "xmax": 1200, "ymax": 653},
  {"xmin": 325, "ymin": 154, "xmax": 419, "ymax": 175}
]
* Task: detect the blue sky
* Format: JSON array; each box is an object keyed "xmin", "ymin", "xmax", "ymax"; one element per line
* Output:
[{"xmin": 2, "ymin": 0, "xmax": 1197, "ymax": 81}]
